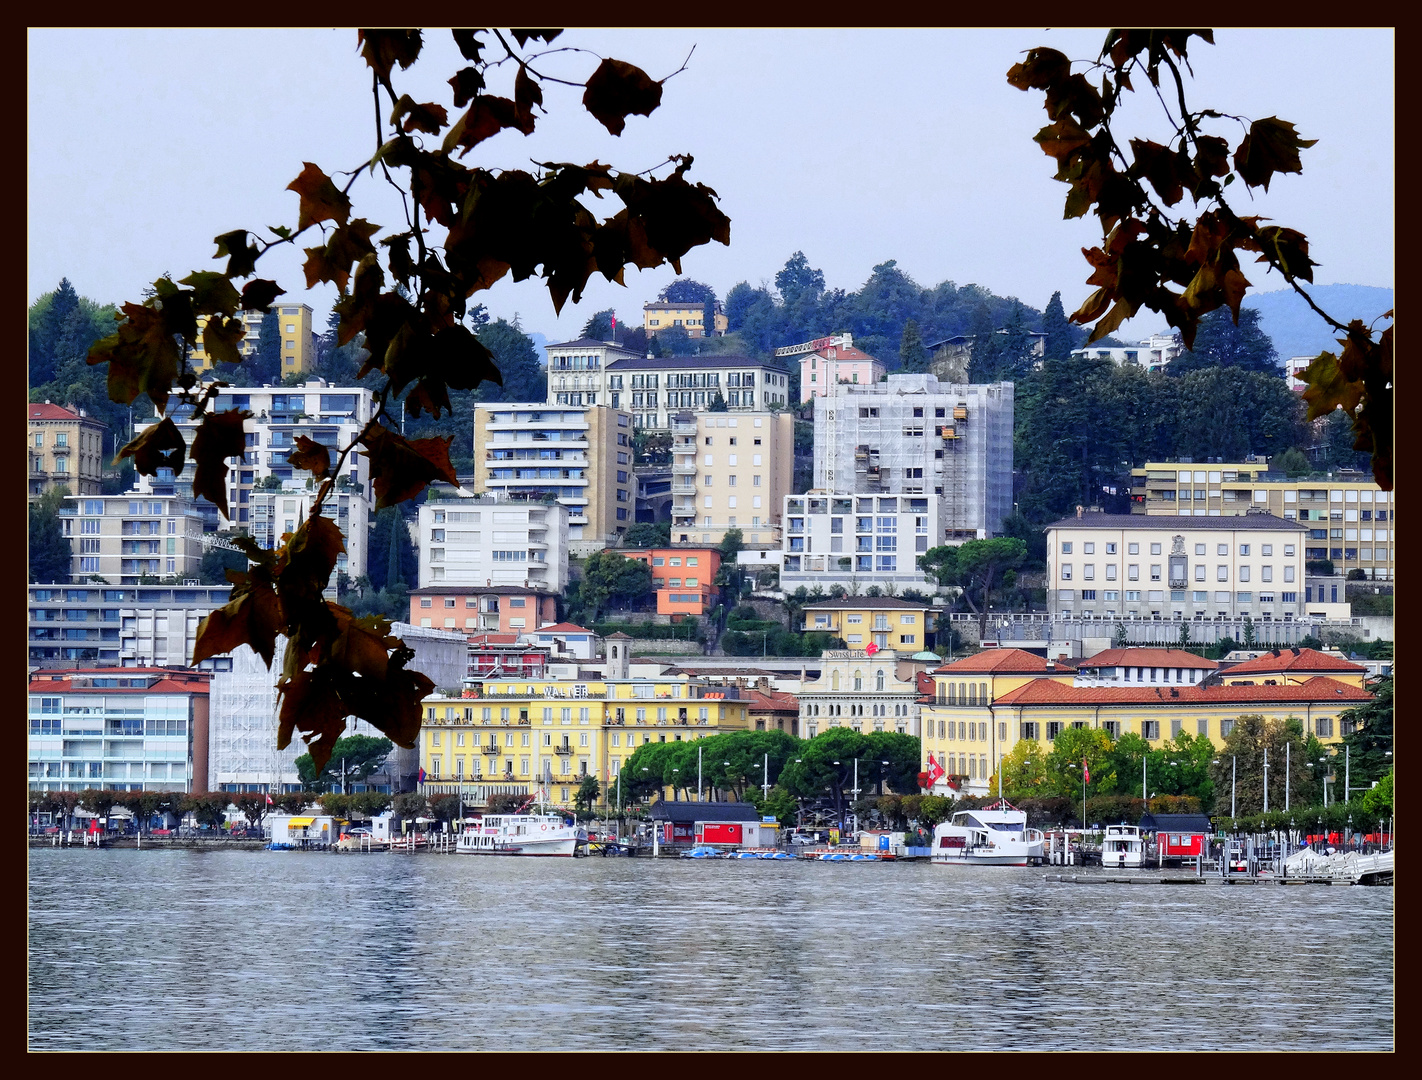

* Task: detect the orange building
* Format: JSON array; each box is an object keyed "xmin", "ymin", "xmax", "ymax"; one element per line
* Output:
[
  {"xmin": 621, "ymin": 547, "xmax": 722, "ymax": 616},
  {"xmin": 408, "ymin": 586, "xmax": 558, "ymax": 636}
]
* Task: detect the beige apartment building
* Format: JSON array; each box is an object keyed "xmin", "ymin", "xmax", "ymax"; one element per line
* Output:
[
  {"xmin": 472, "ymin": 404, "xmax": 633, "ymax": 554},
  {"xmin": 1046, "ymin": 511, "xmax": 1308, "ymax": 621},
  {"xmin": 1130, "ymin": 459, "xmax": 1396, "ymax": 581},
  {"xmin": 192, "ymin": 303, "xmax": 318, "ymax": 375},
  {"xmin": 62, "ymin": 494, "xmax": 206, "ymax": 585},
  {"xmin": 670, "ymin": 411, "xmax": 794, "ymax": 547},
  {"xmin": 642, "ymin": 300, "xmax": 727, "ymax": 338},
  {"xmin": 29, "ymin": 402, "xmax": 108, "ymax": 500}
]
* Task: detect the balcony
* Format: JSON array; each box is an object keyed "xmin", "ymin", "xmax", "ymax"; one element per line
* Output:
[
  {"xmin": 672, "ymin": 420, "xmax": 698, "ymax": 435},
  {"xmin": 554, "ymin": 745, "xmax": 573, "ymax": 756},
  {"xmin": 671, "ymin": 482, "xmax": 697, "ymax": 496},
  {"xmin": 671, "ymin": 461, "xmax": 697, "ymax": 476}
]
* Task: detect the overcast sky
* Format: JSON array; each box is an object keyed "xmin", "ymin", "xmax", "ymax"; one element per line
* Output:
[{"xmin": 28, "ymin": 28, "xmax": 1393, "ymax": 346}]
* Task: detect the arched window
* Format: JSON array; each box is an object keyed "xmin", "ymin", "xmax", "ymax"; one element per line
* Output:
[
  {"xmin": 876, "ymin": 670, "xmax": 885, "ymax": 691},
  {"xmin": 853, "ymin": 670, "xmax": 863, "ymax": 691},
  {"xmin": 831, "ymin": 670, "xmax": 840, "ymax": 691}
]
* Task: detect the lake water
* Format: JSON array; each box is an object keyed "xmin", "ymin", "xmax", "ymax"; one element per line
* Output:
[{"xmin": 28, "ymin": 849, "xmax": 1394, "ymax": 1051}]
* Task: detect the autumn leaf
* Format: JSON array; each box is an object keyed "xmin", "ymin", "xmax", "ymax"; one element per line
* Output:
[
  {"xmin": 302, "ymin": 218, "xmax": 381, "ymax": 292},
  {"xmin": 241, "ymin": 279, "xmax": 285, "ymax": 311},
  {"xmin": 510, "ymin": 29, "xmax": 562, "ymax": 47},
  {"xmin": 179, "ymin": 271, "xmax": 242, "ymax": 316},
  {"xmin": 192, "ymin": 579, "xmax": 283, "ymax": 668},
  {"xmin": 287, "ymin": 162, "xmax": 351, "ymax": 231},
  {"xmin": 448, "ymin": 66, "xmax": 485, "ymax": 108},
  {"xmin": 276, "ymin": 664, "xmax": 352, "ymax": 769},
  {"xmin": 360, "ymin": 424, "xmax": 458, "ymax": 508},
  {"xmin": 278, "ymin": 514, "xmax": 347, "ymax": 614},
  {"xmin": 1233, "ymin": 117, "xmax": 1317, "ymax": 192},
  {"xmin": 115, "ymin": 416, "xmax": 186, "ymax": 476},
  {"xmin": 392, "ymin": 94, "xmax": 448, "ymax": 135},
  {"xmin": 87, "ymin": 302, "xmax": 185, "ymax": 411},
  {"xmin": 358, "ymin": 29, "xmax": 423, "ymax": 87},
  {"xmin": 202, "ymin": 314, "xmax": 247, "ymax": 366},
  {"xmin": 514, "ymin": 63, "xmax": 543, "ymax": 129},
  {"xmin": 583, "ymin": 58, "xmax": 662, "ymax": 136},
  {"xmin": 190, "ymin": 409, "xmax": 251, "ymax": 519},
  {"xmin": 287, "ymin": 435, "xmax": 331, "ymax": 477},
  {"xmin": 443, "ymin": 95, "xmax": 531, "ymax": 156},
  {"xmin": 214, "ymin": 229, "xmax": 259, "ymax": 279}
]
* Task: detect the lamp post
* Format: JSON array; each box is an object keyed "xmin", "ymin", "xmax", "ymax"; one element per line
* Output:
[
  {"xmin": 1285, "ymin": 740, "xmax": 1290, "ymax": 811},
  {"xmin": 697, "ymin": 746, "xmax": 703, "ymax": 802},
  {"xmin": 762, "ymin": 752, "xmax": 771, "ymax": 800},
  {"xmin": 1262, "ymin": 747, "xmax": 1268, "ymax": 814},
  {"xmin": 1345, "ymin": 743, "xmax": 1350, "ymax": 804}
]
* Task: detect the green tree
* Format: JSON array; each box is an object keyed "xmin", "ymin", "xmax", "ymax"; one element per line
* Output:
[
  {"xmin": 574, "ymin": 775, "xmax": 601, "ymax": 811},
  {"xmin": 997, "ymin": 739, "xmax": 1050, "ymax": 800},
  {"xmin": 199, "ymin": 536, "xmax": 248, "ymax": 586},
  {"xmin": 582, "ymin": 308, "xmax": 616, "ymax": 341},
  {"xmin": 1271, "ymin": 446, "xmax": 1312, "ymax": 477},
  {"xmin": 1040, "ymin": 290, "xmax": 1084, "ymax": 360},
  {"xmin": 183, "ymin": 792, "xmax": 231, "ymax": 830},
  {"xmin": 1042, "ymin": 726, "xmax": 1115, "ymax": 816},
  {"xmin": 656, "ymin": 324, "xmax": 696, "ymax": 356},
  {"xmin": 577, "ymin": 549, "xmax": 653, "ymax": 622},
  {"xmin": 955, "ymin": 538, "xmax": 1027, "ymax": 639},
  {"xmin": 28, "ymin": 485, "xmax": 73, "ymax": 584},
  {"xmin": 1337, "ymin": 677, "xmax": 1392, "ymax": 792},
  {"xmin": 775, "ymin": 252, "xmax": 825, "ymax": 307},
  {"xmin": 621, "ymin": 521, "xmax": 670, "ymax": 548},
  {"xmin": 747, "ymin": 783, "xmax": 799, "ymax": 827},
  {"xmin": 898, "ymin": 318, "xmax": 927, "ymax": 373},
  {"xmin": 707, "ymin": 389, "xmax": 728, "ymax": 411},
  {"xmin": 1169, "ymin": 307, "xmax": 1279, "ymax": 376},
  {"xmin": 918, "ymin": 545, "xmax": 959, "ymax": 589},
  {"xmin": 1360, "ymin": 768, "xmax": 1392, "ymax": 817},
  {"xmin": 295, "ymin": 734, "xmax": 394, "ymax": 792},
  {"xmin": 778, "ymin": 727, "xmax": 872, "ymax": 826},
  {"xmin": 248, "ymin": 310, "xmax": 283, "ymax": 386},
  {"xmin": 476, "ymin": 317, "xmax": 545, "ymax": 403},
  {"xmin": 1209, "ymin": 715, "xmax": 1322, "ymax": 817}
]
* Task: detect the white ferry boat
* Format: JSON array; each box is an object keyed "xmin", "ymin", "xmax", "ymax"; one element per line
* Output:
[
  {"xmin": 1101, "ymin": 824, "xmax": 1145, "ymax": 868},
  {"xmin": 931, "ymin": 800, "xmax": 1045, "ymax": 866},
  {"xmin": 457, "ymin": 812, "xmax": 588, "ymax": 857}
]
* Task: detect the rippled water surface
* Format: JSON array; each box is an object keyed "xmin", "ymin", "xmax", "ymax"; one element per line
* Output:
[{"xmin": 28, "ymin": 849, "xmax": 1393, "ymax": 1050}]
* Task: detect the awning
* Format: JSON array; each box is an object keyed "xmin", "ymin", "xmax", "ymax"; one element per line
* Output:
[{"xmin": 287, "ymin": 816, "xmax": 315, "ymax": 827}]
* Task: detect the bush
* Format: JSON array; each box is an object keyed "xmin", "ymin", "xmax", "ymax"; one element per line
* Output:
[
  {"xmin": 1346, "ymin": 568, "xmax": 1366, "ymax": 581},
  {"xmin": 1306, "ymin": 559, "xmax": 1335, "ymax": 576}
]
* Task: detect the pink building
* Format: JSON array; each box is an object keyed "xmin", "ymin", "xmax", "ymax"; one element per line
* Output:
[{"xmin": 799, "ymin": 343, "xmax": 886, "ymax": 402}]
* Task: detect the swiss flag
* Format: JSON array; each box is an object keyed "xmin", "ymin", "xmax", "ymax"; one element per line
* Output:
[
  {"xmin": 927, "ymin": 754, "xmax": 946, "ymax": 784},
  {"xmin": 265, "ymin": 794, "xmax": 273, "ymax": 806},
  {"xmin": 1083, "ymin": 758, "xmax": 1091, "ymax": 785}
]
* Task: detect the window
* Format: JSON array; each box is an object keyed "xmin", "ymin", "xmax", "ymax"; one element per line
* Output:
[
  {"xmin": 1315, "ymin": 717, "xmax": 1334, "ymax": 738},
  {"xmin": 1061, "ymin": 542, "xmax": 1072, "ymax": 554},
  {"xmin": 1128, "ymin": 564, "xmax": 1139, "ymax": 580},
  {"xmin": 1061, "ymin": 563, "xmax": 1072, "ymax": 580},
  {"xmin": 1020, "ymin": 722, "xmax": 1039, "ymax": 741},
  {"xmin": 1239, "ymin": 566, "xmax": 1250, "ymax": 582},
  {"xmin": 1083, "ymin": 564, "xmax": 1095, "ymax": 580},
  {"xmin": 1217, "ymin": 566, "xmax": 1228, "ymax": 581},
  {"xmin": 1150, "ymin": 565, "xmax": 1161, "ymax": 581},
  {"xmin": 1151, "ymin": 543, "xmax": 1161, "ymax": 555},
  {"xmin": 1141, "ymin": 721, "xmax": 1160, "ymax": 740},
  {"xmin": 1128, "ymin": 543, "xmax": 1139, "ymax": 554}
]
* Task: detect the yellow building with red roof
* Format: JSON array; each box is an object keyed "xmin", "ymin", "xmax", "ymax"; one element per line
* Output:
[{"xmin": 1218, "ymin": 647, "xmax": 1368, "ymax": 689}]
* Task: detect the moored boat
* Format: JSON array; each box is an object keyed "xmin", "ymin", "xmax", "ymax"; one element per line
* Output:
[
  {"xmin": 1101, "ymin": 824, "xmax": 1145, "ymax": 869},
  {"xmin": 457, "ymin": 812, "xmax": 588, "ymax": 857},
  {"xmin": 931, "ymin": 799, "xmax": 1044, "ymax": 866}
]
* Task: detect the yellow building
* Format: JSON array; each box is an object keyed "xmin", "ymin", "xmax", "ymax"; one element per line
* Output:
[
  {"xmin": 417, "ymin": 669, "xmax": 751, "ymax": 808},
  {"xmin": 1217, "ymin": 647, "xmax": 1368, "ymax": 689},
  {"xmin": 799, "ymin": 597, "xmax": 937, "ymax": 651},
  {"xmin": 29, "ymin": 402, "xmax": 109, "ymax": 500},
  {"xmin": 670, "ymin": 411, "xmax": 795, "ymax": 547},
  {"xmin": 919, "ymin": 648, "xmax": 1372, "ymax": 797},
  {"xmin": 1129, "ymin": 459, "xmax": 1395, "ymax": 582},
  {"xmin": 192, "ymin": 303, "xmax": 317, "ymax": 375},
  {"xmin": 643, "ymin": 300, "xmax": 726, "ymax": 338}
]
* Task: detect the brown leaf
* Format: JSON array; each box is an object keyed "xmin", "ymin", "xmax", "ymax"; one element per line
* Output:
[
  {"xmin": 451, "ymin": 29, "xmax": 484, "ymax": 63},
  {"xmin": 514, "ymin": 63, "xmax": 543, "ymax": 129},
  {"xmin": 287, "ymin": 435, "xmax": 331, "ymax": 477},
  {"xmin": 1128, "ymin": 139, "xmax": 1185, "ymax": 206},
  {"xmin": 510, "ymin": 29, "xmax": 562, "ymax": 47},
  {"xmin": 276, "ymin": 665, "xmax": 351, "ymax": 770},
  {"xmin": 278, "ymin": 515, "xmax": 347, "ymax": 613},
  {"xmin": 241, "ymin": 279, "xmax": 285, "ymax": 311},
  {"xmin": 1251, "ymin": 226, "xmax": 1316, "ymax": 284},
  {"xmin": 358, "ymin": 29, "xmax": 423, "ymax": 86},
  {"xmin": 192, "ymin": 581, "xmax": 283, "ymax": 668},
  {"xmin": 583, "ymin": 58, "xmax": 663, "ymax": 136},
  {"xmin": 87, "ymin": 302, "xmax": 184, "ymax": 411},
  {"xmin": 360, "ymin": 424, "xmax": 459, "ymax": 509},
  {"xmin": 214, "ymin": 230, "xmax": 259, "ymax": 279},
  {"xmin": 448, "ymin": 65, "xmax": 485, "ymax": 108},
  {"xmin": 443, "ymin": 95, "xmax": 532, "ymax": 156},
  {"xmin": 178, "ymin": 271, "xmax": 242, "ymax": 316},
  {"xmin": 287, "ymin": 162, "xmax": 351, "ymax": 232},
  {"xmin": 392, "ymin": 94, "xmax": 449, "ymax": 135},
  {"xmin": 202, "ymin": 314, "xmax": 247, "ymax": 366},
  {"xmin": 190, "ymin": 409, "xmax": 251, "ymax": 519},
  {"xmin": 116, "ymin": 416, "xmax": 186, "ymax": 476},
  {"xmin": 1233, "ymin": 117, "xmax": 1317, "ymax": 192},
  {"xmin": 302, "ymin": 218, "xmax": 380, "ymax": 292}
]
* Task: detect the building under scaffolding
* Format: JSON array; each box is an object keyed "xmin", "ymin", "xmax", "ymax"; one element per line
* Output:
[
  {"xmin": 812, "ymin": 373, "xmax": 1014, "ymax": 541},
  {"xmin": 207, "ymin": 623, "xmax": 468, "ymax": 793}
]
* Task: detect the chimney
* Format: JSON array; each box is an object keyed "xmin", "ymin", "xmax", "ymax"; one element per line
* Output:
[{"xmin": 1076, "ymin": 505, "xmax": 1084, "ymax": 519}]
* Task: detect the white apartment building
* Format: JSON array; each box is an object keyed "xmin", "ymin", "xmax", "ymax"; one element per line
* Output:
[
  {"xmin": 813, "ymin": 374, "xmax": 1014, "ymax": 541},
  {"xmin": 61, "ymin": 494, "xmax": 206, "ymax": 585},
  {"xmin": 1071, "ymin": 332, "xmax": 1184, "ymax": 371},
  {"xmin": 250, "ymin": 485, "xmax": 370, "ymax": 583},
  {"xmin": 544, "ymin": 337, "xmax": 644, "ymax": 407},
  {"xmin": 28, "ymin": 583, "xmax": 234, "ymax": 669},
  {"xmin": 135, "ymin": 381, "xmax": 376, "ymax": 537},
  {"xmin": 669, "ymin": 411, "xmax": 795, "ymax": 547},
  {"xmin": 587, "ymin": 355, "xmax": 791, "ymax": 432},
  {"xmin": 417, "ymin": 496, "xmax": 570, "ymax": 592},
  {"xmin": 781, "ymin": 493, "xmax": 942, "ymax": 591},
  {"xmin": 472, "ymin": 404, "xmax": 632, "ymax": 553},
  {"xmin": 1046, "ymin": 511, "xmax": 1309, "ymax": 621}
]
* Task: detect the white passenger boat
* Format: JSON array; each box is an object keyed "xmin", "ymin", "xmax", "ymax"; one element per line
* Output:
[
  {"xmin": 931, "ymin": 800, "xmax": 1044, "ymax": 866},
  {"xmin": 1101, "ymin": 824, "xmax": 1145, "ymax": 868},
  {"xmin": 457, "ymin": 813, "xmax": 588, "ymax": 857}
]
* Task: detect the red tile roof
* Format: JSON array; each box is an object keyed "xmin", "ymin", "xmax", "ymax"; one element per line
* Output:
[
  {"xmin": 1079, "ymin": 648, "xmax": 1218, "ymax": 670},
  {"xmin": 993, "ymin": 676, "xmax": 1370, "ymax": 708},
  {"xmin": 29, "ymin": 402, "xmax": 82, "ymax": 421},
  {"xmin": 745, "ymin": 689, "xmax": 799, "ymax": 712},
  {"xmin": 467, "ymin": 633, "xmax": 520, "ymax": 646},
  {"xmin": 932, "ymin": 648, "xmax": 1076, "ymax": 675},
  {"xmin": 1222, "ymin": 648, "xmax": 1365, "ymax": 676},
  {"xmin": 29, "ymin": 672, "xmax": 211, "ymax": 695},
  {"xmin": 533, "ymin": 622, "xmax": 593, "ymax": 634}
]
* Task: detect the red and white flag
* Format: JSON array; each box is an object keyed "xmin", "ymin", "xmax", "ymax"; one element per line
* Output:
[
  {"xmin": 265, "ymin": 794, "xmax": 273, "ymax": 806},
  {"xmin": 927, "ymin": 754, "xmax": 946, "ymax": 784},
  {"xmin": 1083, "ymin": 758, "xmax": 1091, "ymax": 784}
]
